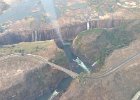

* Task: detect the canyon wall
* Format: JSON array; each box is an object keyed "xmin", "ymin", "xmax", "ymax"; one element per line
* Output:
[
  {"xmin": 0, "ymin": 54, "xmax": 68, "ymax": 100},
  {"xmin": 0, "ymin": 19, "xmax": 124, "ymax": 45}
]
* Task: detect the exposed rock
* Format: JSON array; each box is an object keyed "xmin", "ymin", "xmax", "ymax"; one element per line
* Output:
[
  {"xmin": 72, "ymin": 20, "xmax": 140, "ymax": 71},
  {"xmin": 0, "ymin": 19, "xmax": 123, "ymax": 45},
  {"xmin": 60, "ymin": 36, "xmax": 140, "ymax": 100},
  {"xmin": 0, "ymin": 40, "xmax": 68, "ymax": 100}
]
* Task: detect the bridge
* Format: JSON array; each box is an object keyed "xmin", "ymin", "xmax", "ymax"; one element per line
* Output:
[
  {"xmin": 0, "ymin": 53, "xmax": 79, "ymax": 78},
  {"xmin": 1, "ymin": 50, "xmax": 140, "ymax": 79}
]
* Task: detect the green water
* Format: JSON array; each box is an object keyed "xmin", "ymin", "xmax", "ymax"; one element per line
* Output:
[{"xmin": 37, "ymin": 43, "xmax": 84, "ymax": 100}]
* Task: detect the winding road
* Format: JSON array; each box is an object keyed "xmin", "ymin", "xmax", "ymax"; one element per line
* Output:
[
  {"xmin": 1, "ymin": 50, "xmax": 140, "ymax": 79},
  {"xmin": 85, "ymin": 51, "xmax": 140, "ymax": 79}
]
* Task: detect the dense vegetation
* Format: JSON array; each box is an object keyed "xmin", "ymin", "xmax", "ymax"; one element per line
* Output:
[
  {"xmin": 50, "ymin": 51, "xmax": 69, "ymax": 66},
  {"xmin": 73, "ymin": 26, "xmax": 135, "ymax": 71},
  {"xmin": 95, "ymin": 28, "xmax": 134, "ymax": 65}
]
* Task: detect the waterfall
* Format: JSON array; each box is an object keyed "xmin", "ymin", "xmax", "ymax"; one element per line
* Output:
[
  {"xmin": 87, "ymin": 21, "xmax": 90, "ymax": 30},
  {"xmin": 48, "ymin": 90, "xmax": 59, "ymax": 100},
  {"xmin": 31, "ymin": 31, "xmax": 37, "ymax": 41},
  {"xmin": 73, "ymin": 57, "xmax": 90, "ymax": 73},
  {"xmin": 31, "ymin": 31, "xmax": 34, "ymax": 42},
  {"xmin": 35, "ymin": 30, "xmax": 38, "ymax": 41}
]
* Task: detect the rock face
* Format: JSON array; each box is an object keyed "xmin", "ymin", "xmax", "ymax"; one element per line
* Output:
[
  {"xmin": 0, "ymin": 19, "xmax": 139, "ymax": 100},
  {"xmin": 60, "ymin": 37, "xmax": 140, "ymax": 100},
  {"xmin": 0, "ymin": 55, "xmax": 68, "ymax": 100},
  {"xmin": 72, "ymin": 20, "xmax": 140, "ymax": 71},
  {"xmin": 0, "ymin": 19, "xmax": 123, "ymax": 45}
]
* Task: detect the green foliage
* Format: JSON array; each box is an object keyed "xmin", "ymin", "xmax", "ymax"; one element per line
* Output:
[
  {"xmin": 79, "ymin": 29, "xmax": 103, "ymax": 35},
  {"xmin": 75, "ymin": 29, "xmax": 104, "ymax": 50},
  {"xmin": 50, "ymin": 51, "xmax": 69, "ymax": 66},
  {"xmin": 77, "ymin": 72, "xmax": 89, "ymax": 86},
  {"xmin": 93, "ymin": 28, "xmax": 134, "ymax": 65},
  {"xmin": 74, "ymin": 27, "xmax": 135, "ymax": 69},
  {"xmin": 0, "ymin": 41, "xmax": 50, "ymax": 54}
]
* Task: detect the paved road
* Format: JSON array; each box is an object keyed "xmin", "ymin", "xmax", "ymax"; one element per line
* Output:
[
  {"xmin": 86, "ymin": 51, "xmax": 140, "ymax": 79},
  {"xmin": 1, "ymin": 51, "xmax": 140, "ymax": 79}
]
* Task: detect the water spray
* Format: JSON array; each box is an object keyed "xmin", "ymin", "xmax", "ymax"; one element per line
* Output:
[
  {"xmin": 40, "ymin": 0, "xmax": 63, "ymax": 43},
  {"xmin": 73, "ymin": 57, "xmax": 90, "ymax": 73}
]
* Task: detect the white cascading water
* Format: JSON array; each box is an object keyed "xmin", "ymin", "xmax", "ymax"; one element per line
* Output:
[
  {"xmin": 39, "ymin": 1, "xmax": 91, "ymax": 99},
  {"xmin": 73, "ymin": 57, "xmax": 90, "ymax": 73},
  {"xmin": 48, "ymin": 90, "xmax": 59, "ymax": 100},
  {"xmin": 40, "ymin": 1, "xmax": 63, "ymax": 99},
  {"xmin": 87, "ymin": 21, "xmax": 90, "ymax": 30}
]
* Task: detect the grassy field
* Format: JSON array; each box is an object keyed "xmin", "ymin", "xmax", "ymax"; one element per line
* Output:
[
  {"xmin": 0, "ymin": 40, "xmax": 54, "ymax": 54},
  {"xmin": 0, "ymin": 40, "xmax": 69, "ymax": 67}
]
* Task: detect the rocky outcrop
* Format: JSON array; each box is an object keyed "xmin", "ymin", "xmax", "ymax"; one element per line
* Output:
[
  {"xmin": 0, "ymin": 55, "xmax": 68, "ymax": 100},
  {"xmin": 60, "ymin": 38, "xmax": 140, "ymax": 100},
  {"xmin": 72, "ymin": 20, "xmax": 140, "ymax": 71},
  {"xmin": 0, "ymin": 40, "xmax": 69, "ymax": 100},
  {"xmin": 59, "ymin": 20, "xmax": 140, "ymax": 100}
]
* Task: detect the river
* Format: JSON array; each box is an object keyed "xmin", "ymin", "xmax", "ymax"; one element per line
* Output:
[
  {"xmin": 0, "ymin": 1, "xmax": 87, "ymax": 99},
  {"xmin": 37, "ymin": 42, "xmax": 85, "ymax": 100}
]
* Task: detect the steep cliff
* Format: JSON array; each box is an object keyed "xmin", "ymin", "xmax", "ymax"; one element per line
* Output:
[
  {"xmin": 0, "ymin": 40, "xmax": 69, "ymax": 100},
  {"xmin": 0, "ymin": 19, "xmax": 123, "ymax": 45},
  {"xmin": 72, "ymin": 20, "xmax": 140, "ymax": 71},
  {"xmin": 60, "ymin": 21, "xmax": 140, "ymax": 100}
]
